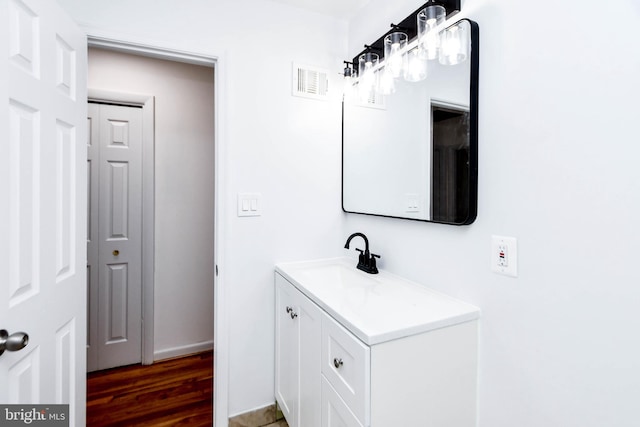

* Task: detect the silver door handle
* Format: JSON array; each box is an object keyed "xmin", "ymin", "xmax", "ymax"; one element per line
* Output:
[{"xmin": 0, "ymin": 330, "xmax": 29, "ymax": 356}]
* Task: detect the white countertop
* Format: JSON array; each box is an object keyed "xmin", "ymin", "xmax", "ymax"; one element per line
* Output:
[{"xmin": 275, "ymin": 257, "xmax": 480, "ymax": 346}]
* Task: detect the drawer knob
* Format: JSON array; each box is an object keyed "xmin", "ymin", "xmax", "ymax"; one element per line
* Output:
[{"xmin": 333, "ymin": 358, "xmax": 343, "ymax": 369}]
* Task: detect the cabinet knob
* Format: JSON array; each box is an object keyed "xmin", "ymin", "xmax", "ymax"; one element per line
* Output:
[
  {"xmin": 290, "ymin": 311, "xmax": 298, "ymax": 319},
  {"xmin": 286, "ymin": 306, "xmax": 293, "ymax": 314},
  {"xmin": 333, "ymin": 358, "xmax": 343, "ymax": 369}
]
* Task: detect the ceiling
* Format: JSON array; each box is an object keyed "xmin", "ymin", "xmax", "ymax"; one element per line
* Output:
[{"xmin": 267, "ymin": 0, "xmax": 372, "ymax": 19}]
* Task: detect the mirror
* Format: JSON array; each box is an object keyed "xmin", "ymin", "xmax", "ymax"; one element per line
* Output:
[{"xmin": 342, "ymin": 19, "xmax": 478, "ymax": 225}]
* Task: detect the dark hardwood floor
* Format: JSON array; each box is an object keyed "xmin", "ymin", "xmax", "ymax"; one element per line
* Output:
[{"xmin": 87, "ymin": 351, "xmax": 213, "ymax": 426}]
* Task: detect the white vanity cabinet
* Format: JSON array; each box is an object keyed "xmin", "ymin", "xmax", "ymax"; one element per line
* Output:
[
  {"xmin": 275, "ymin": 258, "xmax": 480, "ymax": 427},
  {"xmin": 275, "ymin": 274, "xmax": 322, "ymax": 427}
]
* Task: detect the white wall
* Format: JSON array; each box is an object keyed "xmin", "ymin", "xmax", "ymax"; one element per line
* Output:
[
  {"xmin": 58, "ymin": 0, "xmax": 640, "ymax": 424},
  {"xmin": 347, "ymin": 1, "xmax": 640, "ymax": 426},
  {"xmin": 87, "ymin": 48, "xmax": 215, "ymax": 359},
  {"xmin": 57, "ymin": 0, "xmax": 348, "ymax": 417}
]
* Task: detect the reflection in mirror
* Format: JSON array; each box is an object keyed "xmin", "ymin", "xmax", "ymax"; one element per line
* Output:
[{"xmin": 342, "ymin": 19, "xmax": 478, "ymax": 225}]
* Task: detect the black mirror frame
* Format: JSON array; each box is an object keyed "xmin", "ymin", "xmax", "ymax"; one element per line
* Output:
[{"xmin": 341, "ymin": 18, "xmax": 479, "ymax": 225}]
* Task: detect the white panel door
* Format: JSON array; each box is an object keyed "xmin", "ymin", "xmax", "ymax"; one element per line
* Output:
[
  {"xmin": 87, "ymin": 103, "xmax": 143, "ymax": 371},
  {"xmin": 0, "ymin": 0, "xmax": 87, "ymax": 425}
]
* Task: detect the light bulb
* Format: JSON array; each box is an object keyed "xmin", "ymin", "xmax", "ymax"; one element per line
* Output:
[
  {"xmin": 379, "ymin": 66, "xmax": 395, "ymax": 95},
  {"xmin": 358, "ymin": 52, "xmax": 379, "ymax": 100},
  {"xmin": 384, "ymin": 32, "xmax": 408, "ymax": 78},
  {"xmin": 388, "ymin": 43, "xmax": 403, "ymax": 77},
  {"xmin": 404, "ymin": 48, "xmax": 427, "ymax": 82},
  {"xmin": 417, "ymin": 4, "xmax": 445, "ymax": 60},
  {"xmin": 439, "ymin": 21, "xmax": 469, "ymax": 66}
]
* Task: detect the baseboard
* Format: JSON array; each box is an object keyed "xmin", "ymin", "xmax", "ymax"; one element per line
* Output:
[{"xmin": 153, "ymin": 340, "xmax": 214, "ymax": 361}]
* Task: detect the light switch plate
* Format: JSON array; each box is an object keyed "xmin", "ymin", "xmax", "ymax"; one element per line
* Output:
[
  {"xmin": 405, "ymin": 193, "xmax": 420, "ymax": 213},
  {"xmin": 237, "ymin": 193, "xmax": 262, "ymax": 217},
  {"xmin": 491, "ymin": 235, "xmax": 517, "ymax": 277}
]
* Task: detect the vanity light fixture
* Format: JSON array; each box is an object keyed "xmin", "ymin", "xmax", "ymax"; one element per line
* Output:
[
  {"xmin": 342, "ymin": 61, "xmax": 356, "ymax": 96},
  {"xmin": 417, "ymin": 1, "xmax": 446, "ymax": 60},
  {"xmin": 404, "ymin": 47, "xmax": 428, "ymax": 82},
  {"xmin": 439, "ymin": 20, "xmax": 470, "ymax": 65},
  {"xmin": 379, "ymin": 65, "xmax": 396, "ymax": 94},
  {"xmin": 342, "ymin": 0, "xmax": 466, "ymax": 99},
  {"xmin": 358, "ymin": 50, "xmax": 379, "ymax": 100},
  {"xmin": 383, "ymin": 31, "xmax": 408, "ymax": 78}
]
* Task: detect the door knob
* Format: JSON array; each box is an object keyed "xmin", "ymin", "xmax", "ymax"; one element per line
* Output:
[
  {"xmin": 0, "ymin": 329, "xmax": 29, "ymax": 356},
  {"xmin": 113, "ymin": 250, "xmax": 119, "ymax": 256}
]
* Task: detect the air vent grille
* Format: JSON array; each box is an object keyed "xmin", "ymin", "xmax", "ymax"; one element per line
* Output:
[{"xmin": 292, "ymin": 63, "xmax": 329, "ymax": 100}]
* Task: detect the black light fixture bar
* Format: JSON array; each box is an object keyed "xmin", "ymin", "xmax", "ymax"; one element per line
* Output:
[{"xmin": 349, "ymin": 0, "xmax": 460, "ymax": 71}]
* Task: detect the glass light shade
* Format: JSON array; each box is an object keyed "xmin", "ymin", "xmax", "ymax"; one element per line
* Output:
[
  {"xmin": 439, "ymin": 21, "xmax": 470, "ymax": 66},
  {"xmin": 378, "ymin": 66, "xmax": 396, "ymax": 95},
  {"xmin": 343, "ymin": 64, "xmax": 356, "ymax": 97},
  {"xmin": 417, "ymin": 4, "xmax": 445, "ymax": 60},
  {"xmin": 343, "ymin": 75, "xmax": 356, "ymax": 99},
  {"xmin": 358, "ymin": 52, "xmax": 379, "ymax": 99},
  {"xmin": 404, "ymin": 48, "xmax": 428, "ymax": 82},
  {"xmin": 383, "ymin": 32, "xmax": 408, "ymax": 78}
]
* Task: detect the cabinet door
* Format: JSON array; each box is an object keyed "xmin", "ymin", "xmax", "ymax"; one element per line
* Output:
[
  {"xmin": 321, "ymin": 377, "xmax": 363, "ymax": 427},
  {"xmin": 298, "ymin": 286, "xmax": 322, "ymax": 427},
  {"xmin": 321, "ymin": 313, "xmax": 370, "ymax": 426},
  {"xmin": 275, "ymin": 275, "xmax": 299, "ymax": 426}
]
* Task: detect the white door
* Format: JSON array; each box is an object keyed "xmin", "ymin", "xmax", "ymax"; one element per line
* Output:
[
  {"xmin": 0, "ymin": 0, "xmax": 87, "ymax": 425},
  {"xmin": 87, "ymin": 102, "xmax": 143, "ymax": 371}
]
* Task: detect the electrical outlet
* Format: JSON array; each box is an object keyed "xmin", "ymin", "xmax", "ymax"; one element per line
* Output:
[{"xmin": 492, "ymin": 235, "xmax": 517, "ymax": 277}]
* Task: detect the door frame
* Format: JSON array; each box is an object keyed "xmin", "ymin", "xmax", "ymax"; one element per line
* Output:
[
  {"xmin": 88, "ymin": 89, "xmax": 155, "ymax": 366},
  {"xmin": 86, "ymin": 36, "xmax": 229, "ymax": 427}
]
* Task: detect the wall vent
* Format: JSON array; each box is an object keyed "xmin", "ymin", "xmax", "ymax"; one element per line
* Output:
[{"xmin": 292, "ymin": 63, "xmax": 329, "ymax": 100}]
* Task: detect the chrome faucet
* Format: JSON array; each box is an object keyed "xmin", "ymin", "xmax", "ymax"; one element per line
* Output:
[{"xmin": 344, "ymin": 232, "xmax": 380, "ymax": 274}]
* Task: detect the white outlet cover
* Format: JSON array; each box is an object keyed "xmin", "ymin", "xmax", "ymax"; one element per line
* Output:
[{"xmin": 491, "ymin": 235, "xmax": 518, "ymax": 277}]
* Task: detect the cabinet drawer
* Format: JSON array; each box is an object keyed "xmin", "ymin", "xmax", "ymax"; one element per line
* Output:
[
  {"xmin": 321, "ymin": 376, "xmax": 363, "ymax": 427},
  {"xmin": 321, "ymin": 313, "xmax": 370, "ymax": 426}
]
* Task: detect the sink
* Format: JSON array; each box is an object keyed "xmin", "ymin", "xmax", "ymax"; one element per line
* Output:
[{"xmin": 275, "ymin": 258, "xmax": 480, "ymax": 345}]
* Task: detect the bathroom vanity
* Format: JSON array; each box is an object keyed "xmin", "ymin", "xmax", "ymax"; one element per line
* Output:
[{"xmin": 274, "ymin": 258, "xmax": 480, "ymax": 427}]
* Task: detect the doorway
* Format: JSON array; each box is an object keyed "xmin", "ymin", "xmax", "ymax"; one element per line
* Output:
[{"xmin": 86, "ymin": 48, "xmax": 215, "ymax": 369}]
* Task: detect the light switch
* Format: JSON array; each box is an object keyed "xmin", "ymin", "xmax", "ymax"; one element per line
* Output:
[{"xmin": 238, "ymin": 193, "xmax": 262, "ymax": 217}]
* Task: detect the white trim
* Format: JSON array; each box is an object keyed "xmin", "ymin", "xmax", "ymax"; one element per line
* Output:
[
  {"xmin": 154, "ymin": 340, "xmax": 215, "ymax": 361},
  {"xmin": 89, "ymin": 35, "xmax": 216, "ymax": 67},
  {"xmin": 88, "ymin": 89, "xmax": 156, "ymax": 366},
  {"xmin": 213, "ymin": 53, "xmax": 230, "ymax": 427},
  {"xmin": 86, "ymin": 36, "xmax": 229, "ymax": 427}
]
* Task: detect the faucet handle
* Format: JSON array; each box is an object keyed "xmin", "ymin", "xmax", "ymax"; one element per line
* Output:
[
  {"xmin": 370, "ymin": 253, "xmax": 380, "ymax": 268},
  {"xmin": 368, "ymin": 253, "xmax": 380, "ymax": 274},
  {"xmin": 355, "ymin": 248, "xmax": 364, "ymax": 254}
]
